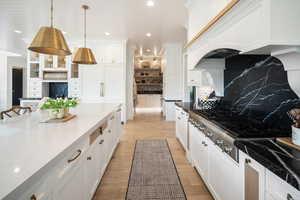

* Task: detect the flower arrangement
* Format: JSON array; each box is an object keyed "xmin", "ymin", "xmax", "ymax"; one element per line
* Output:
[
  {"xmin": 288, "ymin": 109, "xmax": 300, "ymax": 128},
  {"xmin": 41, "ymin": 98, "xmax": 79, "ymax": 119}
]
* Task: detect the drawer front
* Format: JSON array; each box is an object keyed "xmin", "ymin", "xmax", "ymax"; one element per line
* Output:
[
  {"xmin": 28, "ymin": 91, "xmax": 42, "ymax": 98},
  {"xmin": 266, "ymin": 170, "xmax": 300, "ymax": 200},
  {"xmin": 52, "ymin": 138, "xmax": 89, "ymax": 183}
]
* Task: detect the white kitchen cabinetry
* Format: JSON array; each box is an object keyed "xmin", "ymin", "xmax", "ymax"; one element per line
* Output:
[
  {"xmin": 4, "ymin": 109, "xmax": 122, "ymax": 200},
  {"xmin": 189, "ymin": 123, "xmax": 210, "ymax": 183},
  {"xmin": 188, "ymin": 120, "xmax": 243, "ymax": 200},
  {"xmin": 52, "ymin": 159, "xmax": 85, "ymax": 200},
  {"xmin": 103, "ymin": 65, "xmax": 124, "ymax": 102},
  {"xmin": 240, "ymin": 151, "xmax": 265, "ymax": 200},
  {"xmin": 80, "ymin": 66, "xmax": 105, "ymax": 102},
  {"xmin": 266, "ymin": 170, "xmax": 300, "ymax": 200},
  {"xmin": 209, "ymin": 144, "xmax": 243, "ymax": 200},
  {"xmin": 84, "ymin": 136, "xmax": 103, "ymax": 200},
  {"xmin": 187, "ymin": 70, "xmax": 201, "ymax": 86},
  {"xmin": 175, "ymin": 106, "xmax": 188, "ymax": 151}
]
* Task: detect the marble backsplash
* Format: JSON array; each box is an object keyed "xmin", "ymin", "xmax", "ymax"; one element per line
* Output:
[{"xmin": 223, "ymin": 55, "xmax": 300, "ymax": 129}]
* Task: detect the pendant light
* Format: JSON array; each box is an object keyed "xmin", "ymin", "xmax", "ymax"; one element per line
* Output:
[
  {"xmin": 28, "ymin": 0, "xmax": 71, "ymax": 56},
  {"xmin": 73, "ymin": 5, "xmax": 97, "ymax": 65}
]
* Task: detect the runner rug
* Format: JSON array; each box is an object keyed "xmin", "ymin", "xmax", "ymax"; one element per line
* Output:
[{"xmin": 126, "ymin": 140, "xmax": 187, "ymax": 200}]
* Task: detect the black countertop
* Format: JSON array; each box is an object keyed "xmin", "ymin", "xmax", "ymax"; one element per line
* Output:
[
  {"xmin": 175, "ymin": 102, "xmax": 300, "ymax": 191},
  {"xmin": 235, "ymin": 139, "xmax": 300, "ymax": 191}
]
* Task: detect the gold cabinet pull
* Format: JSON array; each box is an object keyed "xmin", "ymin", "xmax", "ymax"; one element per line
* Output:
[
  {"xmin": 30, "ymin": 194, "xmax": 37, "ymax": 200},
  {"xmin": 67, "ymin": 149, "xmax": 82, "ymax": 163},
  {"xmin": 99, "ymin": 139, "xmax": 104, "ymax": 144}
]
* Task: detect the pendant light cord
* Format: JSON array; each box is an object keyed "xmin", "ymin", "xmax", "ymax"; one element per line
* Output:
[
  {"xmin": 50, "ymin": 0, "xmax": 54, "ymax": 27},
  {"xmin": 84, "ymin": 6, "xmax": 87, "ymax": 47}
]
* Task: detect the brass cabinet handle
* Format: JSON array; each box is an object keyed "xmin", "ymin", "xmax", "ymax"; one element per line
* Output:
[
  {"xmin": 245, "ymin": 158, "xmax": 251, "ymax": 164},
  {"xmin": 99, "ymin": 139, "xmax": 104, "ymax": 144},
  {"xmin": 100, "ymin": 82, "xmax": 105, "ymax": 97},
  {"xmin": 30, "ymin": 194, "xmax": 37, "ymax": 200},
  {"xmin": 67, "ymin": 149, "xmax": 82, "ymax": 163},
  {"xmin": 287, "ymin": 193, "xmax": 294, "ymax": 200},
  {"xmin": 87, "ymin": 156, "xmax": 92, "ymax": 160}
]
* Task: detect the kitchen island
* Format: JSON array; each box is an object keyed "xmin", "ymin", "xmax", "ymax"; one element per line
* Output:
[{"xmin": 0, "ymin": 103, "xmax": 122, "ymax": 200}]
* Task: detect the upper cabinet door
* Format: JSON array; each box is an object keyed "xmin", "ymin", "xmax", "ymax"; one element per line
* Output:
[
  {"xmin": 104, "ymin": 65, "xmax": 123, "ymax": 101},
  {"xmin": 80, "ymin": 66, "xmax": 105, "ymax": 102},
  {"xmin": 94, "ymin": 43, "xmax": 124, "ymax": 64}
]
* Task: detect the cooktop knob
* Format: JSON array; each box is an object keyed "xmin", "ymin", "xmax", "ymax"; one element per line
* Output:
[
  {"xmin": 207, "ymin": 132, "xmax": 213, "ymax": 137},
  {"xmin": 216, "ymin": 139, "xmax": 224, "ymax": 145},
  {"xmin": 224, "ymin": 146, "xmax": 233, "ymax": 153}
]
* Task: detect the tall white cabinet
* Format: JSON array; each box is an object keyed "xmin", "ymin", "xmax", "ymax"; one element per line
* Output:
[
  {"xmin": 79, "ymin": 40, "xmax": 127, "ymax": 121},
  {"xmin": 162, "ymin": 43, "xmax": 184, "ymax": 120}
]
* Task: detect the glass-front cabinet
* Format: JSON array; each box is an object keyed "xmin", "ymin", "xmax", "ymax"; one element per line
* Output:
[
  {"xmin": 71, "ymin": 63, "xmax": 79, "ymax": 78},
  {"xmin": 57, "ymin": 56, "xmax": 67, "ymax": 69},
  {"xmin": 44, "ymin": 54, "xmax": 54, "ymax": 69},
  {"xmin": 28, "ymin": 51, "xmax": 41, "ymax": 78}
]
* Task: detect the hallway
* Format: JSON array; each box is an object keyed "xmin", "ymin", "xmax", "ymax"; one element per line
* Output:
[{"xmin": 94, "ymin": 112, "xmax": 213, "ymax": 200}]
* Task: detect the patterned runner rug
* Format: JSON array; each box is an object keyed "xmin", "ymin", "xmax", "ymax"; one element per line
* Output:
[{"xmin": 126, "ymin": 140, "xmax": 187, "ymax": 200}]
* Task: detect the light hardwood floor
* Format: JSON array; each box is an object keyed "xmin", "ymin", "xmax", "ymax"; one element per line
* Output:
[{"xmin": 94, "ymin": 112, "xmax": 213, "ymax": 200}]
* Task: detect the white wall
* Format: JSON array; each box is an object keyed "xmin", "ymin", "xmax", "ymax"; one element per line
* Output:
[{"xmin": 0, "ymin": 54, "xmax": 8, "ymax": 110}]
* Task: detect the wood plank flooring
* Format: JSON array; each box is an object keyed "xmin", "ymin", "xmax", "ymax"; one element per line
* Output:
[{"xmin": 93, "ymin": 112, "xmax": 213, "ymax": 200}]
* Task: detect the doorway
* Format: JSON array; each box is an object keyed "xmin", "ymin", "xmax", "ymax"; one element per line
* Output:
[
  {"xmin": 134, "ymin": 57, "xmax": 163, "ymax": 113},
  {"xmin": 12, "ymin": 68, "xmax": 23, "ymax": 106}
]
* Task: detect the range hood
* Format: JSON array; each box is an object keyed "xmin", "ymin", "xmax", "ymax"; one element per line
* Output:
[{"xmin": 185, "ymin": 0, "xmax": 300, "ymax": 96}]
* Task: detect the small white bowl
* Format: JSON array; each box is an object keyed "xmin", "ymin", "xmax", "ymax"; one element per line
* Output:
[{"xmin": 292, "ymin": 126, "xmax": 300, "ymax": 146}]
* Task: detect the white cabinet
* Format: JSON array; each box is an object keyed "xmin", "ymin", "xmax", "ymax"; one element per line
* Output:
[
  {"xmin": 209, "ymin": 144, "xmax": 243, "ymax": 200},
  {"xmin": 175, "ymin": 106, "xmax": 188, "ymax": 150},
  {"xmin": 95, "ymin": 42, "xmax": 125, "ymax": 64},
  {"xmin": 52, "ymin": 160, "xmax": 85, "ymax": 200},
  {"xmin": 5, "ymin": 109, "xmax": 123, "ymax": 200},
  {"xmin": 103, "ymin": 65, "xmax": 124, "ymax": 101},
  {"xmin": 69, "ymin": 79, "xmax": 81, "ymax": 98},
  {"xmin": 189, "ymin": 123, "xmax": 209, "ymax": 183},
  {"xmin": 162, "ymin": 44, "xmax": 184, "ymax": 101},
  {"xmin": 266, "ymin": 170, "xmax": 300, "ymax": 200},
  {"xmin": 187, "ymin": 70, "xmax": 201, "ymax": 86},
  {"xmin": 84, "ymin": 137, "xmax": 103, "ymax": 200},
  {"xmin": 240, "ymin": 151, "xmax": 265, "ymax": 200},
  {"xmin": 28, "ymin": 79, "xmax": 42, "ymax": 98},
  {"xmin": 80, "ymin": 66, "xmax": 104, "ymax": 102}
]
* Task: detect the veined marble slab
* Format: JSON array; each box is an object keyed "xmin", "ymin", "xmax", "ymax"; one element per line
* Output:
[{"xmin": 0, "ymin": 103, "xmax": 121, "ymax": 199}]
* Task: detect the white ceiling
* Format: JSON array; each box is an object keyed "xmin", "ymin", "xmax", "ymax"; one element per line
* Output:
[{"xmin": 0, "ymin": 0, "xmax": 188, "ymax": 53}]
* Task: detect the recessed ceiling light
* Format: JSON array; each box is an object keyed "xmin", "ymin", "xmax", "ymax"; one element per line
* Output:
[
  {"xmin": 146, "ymin": 0, "xmax": 155, "ymax": 7},
  {"xmin": 105, "ymin": 32, "xmax": 111, "ymax": 36},
  {"xmin": 14, "ymin": 30, "xmax": 22, "ymax": 34},
  {"xmin": 146, "ymin": 33, "xmax": 151, "ymax": 37}
]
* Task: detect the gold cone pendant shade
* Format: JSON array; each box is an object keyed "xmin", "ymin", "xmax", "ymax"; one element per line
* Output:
[
  {"xmin": 73, "ymin": 48, "xmax": 97, "ymax": 64},
  {"xmin": 28, "ymin": 26, "xmax": 71, "ymax": 56},
  {"xmin": 28, "ymin": 0, "xmax": 71, "ymax": 56},
  {"xmin": 73, "ymin": 5, "xmax": 97, "ymax": 65}
]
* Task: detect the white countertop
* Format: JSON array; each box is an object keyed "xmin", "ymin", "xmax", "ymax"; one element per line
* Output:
[{"xmin": 0, "ymin": 103, "xmax": 120, "ymax": 199}]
